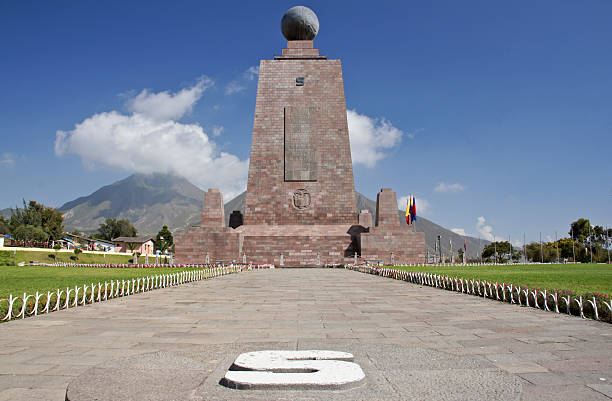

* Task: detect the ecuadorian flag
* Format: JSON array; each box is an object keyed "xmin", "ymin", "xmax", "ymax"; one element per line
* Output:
[
  {"xmin": 410, "ymin": 195, "xmax": 417, "ymax": 223},
  {"xmin": 405, "ymin": 196, "xmax": 411, "ymax": 225}
]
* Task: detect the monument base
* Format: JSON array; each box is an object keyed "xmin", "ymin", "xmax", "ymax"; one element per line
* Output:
[
  {"xmin": 176, "ymin": 224, "xmax": 426, "ymax": 267},
  {"xmin": 176, "ymin": 224, "xmax": 356, "ymax": 267},
  {"xmin": 175, "ymin": 188, "xmax": 426, "ymax": 266}
]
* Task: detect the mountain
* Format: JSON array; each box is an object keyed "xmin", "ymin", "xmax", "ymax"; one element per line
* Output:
[
  {"xmin": 0, "ymin": 208, "xmax": 10, "ymax": 218},
  {"xmin": 59, "ymin": 173, "xmax": 487, "ymax": 258},
  {"xmin": 59, "ymin": 173, "xmax": 204, "ymax": 236}
]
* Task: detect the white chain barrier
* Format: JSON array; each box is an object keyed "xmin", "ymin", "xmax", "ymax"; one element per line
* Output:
[
  {"xmin": 0, "ymin": 263, "xmax": 272, "ymax": 322},
  {"xmin": 342, "ymin": 265, "xmax": 611, "ymax": 323}
]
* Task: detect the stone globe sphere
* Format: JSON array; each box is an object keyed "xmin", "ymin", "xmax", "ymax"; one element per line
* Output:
[{"xmin": 281, "ymin": 6, "xmax": 319, "ymax": 41}]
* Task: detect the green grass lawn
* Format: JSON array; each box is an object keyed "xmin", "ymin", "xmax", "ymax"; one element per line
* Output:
[
  {"xmin": 0, "ymin": 265, "xmax": 201, "ymax": 300},
  {"xmin": 394, "ymin": 263, "xmax": 612, "ymax": 295},
  {"xmin": 0, "ymin": 249, "xmax": 134, "ymax": 265}
]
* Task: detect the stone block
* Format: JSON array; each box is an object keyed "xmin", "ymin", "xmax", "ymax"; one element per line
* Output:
[
  {"xmin": 375, "ymin": 188, "xmax": 400, "ymax": 227},
  {"xmin": 358, "ymin": 210, "xmax": 372, "ymax": 228},
  {"xmin": 201, "ymin": 189, "xmax": 225, "ymax": 227}
]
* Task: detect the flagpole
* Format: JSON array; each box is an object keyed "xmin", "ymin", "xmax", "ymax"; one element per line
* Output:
[
  {"xmin": 607, "ymin": 225, "xmax": 610, "ymax": 264},
  {"xmin": 509, "ymin": 235, "xmax": 512, "ymax": 264},
  {"xmin": 571, "ymin": 227, "xmax": 575, "ymax": 263},
  {"xmin": 588, "ymin": 223, "xmax": 593, "ymax": 264},
  {"xmin": 555, "ymin": 231, "xmax": 559, "ymax": 264},
  {"xmin": 523, "ymin": 232, "xmax": 526, "ymax": 263},
  {"xmin": 494, "ymin": 235, "xmax": 496, "ymax": 264},
  {"xmin": 540, "ymin": 232, "xmax": 543, "ymax": 263}
]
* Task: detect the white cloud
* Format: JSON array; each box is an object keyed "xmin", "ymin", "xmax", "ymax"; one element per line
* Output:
[
  {"xmin": 55, "ymin": 79, "xmax": 249, "ymax": 199},
  {"xmin": 398, "ymin": 195, "xmax": 431, "ymax": 216},
  {"xmin": 451, "ymin": 228, "xmax": 467, "ymax": 236},
  {"xmin": 225, "ymin": 81, "xmax": 245, "ymax": 95},
  {"xmin": 244, "ymin": 66, "xmax": 259, "ymax": 81},
  {"xmin": 476, "ymin": 216, "xmax": 495, "ymax": 241},
  {"xmin": 225, "ymin": 66, "xmax": 259, "ymax": 95},
  {"xmin": 127, "ymin": 77, "xmax": 212, "ymax": 121},
  {"xmin": 212, "ymin": 126, "xmax": 224, "ymax": 137},
  {"xmin": 434, "ymin": 182, "xmax": 465, "ymax": 193},
  {"xmin": 0, "ymin": 153, "xmax": 15, "ymax": 166},
  {"xmin": 347, "ymin": 109, "xmax": 403, "ymax": 167}
]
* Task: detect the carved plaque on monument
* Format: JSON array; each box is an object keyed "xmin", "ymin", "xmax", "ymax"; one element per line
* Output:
[
  {"xmin": 284, "ymin": 106, "xmax": 317, "ymax": 181},
  {"xmin": 292, "ymin": 188, "xmax": 311, "ymax": 209}
]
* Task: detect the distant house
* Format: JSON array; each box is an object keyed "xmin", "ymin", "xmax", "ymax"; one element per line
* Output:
[
  {"xmin": 63, "ymin": 233, "xmax": 116, "ymax": 252},
  {"xmin": 113, "ymin": 237, "xmax": 155, "ymax": 255}
]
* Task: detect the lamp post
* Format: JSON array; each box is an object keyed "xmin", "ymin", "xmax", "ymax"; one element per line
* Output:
[{"xmin": 437, "ymin": 235, "xmax": 442, "ymax": 264}]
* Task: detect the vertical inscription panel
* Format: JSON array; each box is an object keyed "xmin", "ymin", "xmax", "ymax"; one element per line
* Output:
[{"xmin": 284, "ymin": 106, "xmax": 317, "ymax": 181}]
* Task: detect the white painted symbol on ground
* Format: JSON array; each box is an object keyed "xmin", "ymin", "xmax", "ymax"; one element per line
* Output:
[{"xmin": 222, "ymin": 350, "xmax": 365, "ymax": 389}]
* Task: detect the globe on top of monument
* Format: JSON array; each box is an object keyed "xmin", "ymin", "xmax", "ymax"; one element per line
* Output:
[{"xmin": 281, "ymin": 6, "xmax": 319, "ymax": 41}]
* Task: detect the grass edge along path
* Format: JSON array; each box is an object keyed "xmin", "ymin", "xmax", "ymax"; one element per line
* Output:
[
  {"xmin": 0, "ymin": 249, "xmax": 134, "ymax": 265},
  {"xmin": 377, "ymin": 263, "xmax": 611, "ymax": 322},
  {"xmin": 0, "ymin": 265, "xmax": 246, "ymax": 322},
  {"xmin": 392, "ymin": 263, "xmax": 612, "ymax": 295}
]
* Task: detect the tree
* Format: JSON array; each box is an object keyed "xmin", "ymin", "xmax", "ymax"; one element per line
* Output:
[
  {"xmin": 9, "ymin": 200, "xmax": 64, "ymax": 240},
  {"xmin": 96, "ymin": 218, "xmax": 137, "ymax": 241},
  {"xmin": 481, "ymin": 241, "xmax": 518, "ymax": 263},
  {"xmin": 0, "ymin": 216, "xmax": 9, "ymax": 235},
  {"xmin": 569, "ymin": 218, "xmax": 591, "ymax": 243},
  {"xmin": 154, "ymin": 225, "xmax": 173, "ymax": 253},
  {"xmin": 13, "ymin": 225, "xmax": 49, "ymax": 242}
]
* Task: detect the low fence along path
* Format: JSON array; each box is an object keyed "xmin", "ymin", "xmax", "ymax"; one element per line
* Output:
[{"xmin": 0, "ymin": 268, "xmax": 611, "ymax": 400}]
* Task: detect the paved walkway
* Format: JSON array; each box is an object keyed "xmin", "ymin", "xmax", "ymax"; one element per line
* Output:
[{"xmin": 0, "ymin": 268, "xmax": 611, "ymax": 400}]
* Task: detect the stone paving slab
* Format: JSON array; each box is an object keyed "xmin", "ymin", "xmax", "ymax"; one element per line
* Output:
[{"xmin": 0, "ymin": 268, "xmax": 610, "ymax": 400}]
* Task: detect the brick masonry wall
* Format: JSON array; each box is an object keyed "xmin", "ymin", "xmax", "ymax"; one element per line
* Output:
[
  {"xmin": 375, "ymin": 188, "xmax": 401, "ymax": 227},
  {"xmin": 361, "ymin": 229, "xmax": 426, "ymax": 265},
  {"xmin": 201, "ymin": 189, "xmax": 225, "ymax": 227},
  {"xmin": 174, "ymin": 227, "xmax": 240, "ymax": 264},
  {"xmin": 358, "ymin": 210, "xmax": 372, "ymax": 228},
  {"xmin": 242, "ymin": 235, "xmax": 353, "ymax": 266},
  {"xmin": 244, "ymin": 41, "xmax": 357, "ymax": 226}
]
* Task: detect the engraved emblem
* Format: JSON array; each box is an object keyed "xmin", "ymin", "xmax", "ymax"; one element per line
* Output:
[{"xmin": 293, "ymin": 189, "xmax": 311, "ymax": 210}]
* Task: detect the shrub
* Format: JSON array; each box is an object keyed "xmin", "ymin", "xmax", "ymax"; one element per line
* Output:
[{"xmin": 0, "ymin": 251, "xmax": 12, "ymax": 266}]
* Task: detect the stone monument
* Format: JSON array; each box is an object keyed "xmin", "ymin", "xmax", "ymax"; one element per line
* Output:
[{"xmin": 175, "ymin": 6, "xmax": 425, "ymax": 266}]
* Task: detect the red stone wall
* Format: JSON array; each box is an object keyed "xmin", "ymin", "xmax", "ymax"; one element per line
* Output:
[
  {"xmin": 358, "ymin": 210, "xmax": 372, "ymax": 228},
  {"xmin": 361, "ymin": 229, "xmax": 426, "ymax": 265},
  {"xmin": 242, "ymin": 235, "xmax": 352, "ymax": 267},
  {"xmin": 174, "ymin": 227, "xmax": 240, "ymax": 264},
  {"xmin": 201, "ymin": 189, "xmax": 225, "ymax": 227},
  {"xmin": 244, "ymin": 41, "xmax": 357, "ymax": 226},
  {"xmin": 375, "ymin": 188, "xmax": 401, "ymax": 227}
]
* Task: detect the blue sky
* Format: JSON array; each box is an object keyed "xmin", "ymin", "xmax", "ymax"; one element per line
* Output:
[{"xmin": 1, "ymin": 0, "xmax": 610, "ymax": 244}]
